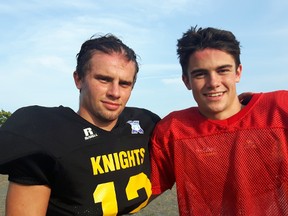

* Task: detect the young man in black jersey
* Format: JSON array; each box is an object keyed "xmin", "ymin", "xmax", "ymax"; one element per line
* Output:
[{"xmin": 0, "ymin": 34, "xmax": 160, "ymax": 215}]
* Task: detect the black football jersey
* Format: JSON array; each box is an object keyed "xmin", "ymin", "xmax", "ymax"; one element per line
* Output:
[{"xmin": 0, "ymin": 105, "xmax": 160, "ymax": 215}]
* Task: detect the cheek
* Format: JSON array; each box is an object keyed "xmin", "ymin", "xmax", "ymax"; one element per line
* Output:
[
  {"xmin": 191, "ymin": 80, "xmax": 204, "ymax": 92},
  {"xmin": 122, "ymin": 89, "xmax": 132, "ymax": 101},
  {"xmin": 82, "ymin": 83, "xmax": 102, "ymax": 99},
  {"xmin": 225, "ymin": 76, "xmax": 239, "ymax": 88},
  {"xmin": 191, "ymin": 84, "xmax": 203, "ymax": 102}
]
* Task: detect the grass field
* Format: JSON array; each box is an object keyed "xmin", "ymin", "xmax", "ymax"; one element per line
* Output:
[
  {"xmin": 135, "ymin": 186, "xmax": 179, "ymax": 216},
  {"xmin": 0, "ymin": 175, "xmax": 8, "ymax": 216}
]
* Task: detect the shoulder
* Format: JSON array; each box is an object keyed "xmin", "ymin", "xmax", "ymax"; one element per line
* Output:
[
  {"xmin": 263, "ymin": 90, "xmax": 288, "ymax": 112},
  {"xmin": 153, "ymin": 107, "xmax": 200, "ymax": 135},
  {"xmin": 256, "ymin": 90, "xmax": 288, "ymax": 106},
  {"xmin": 0, "ymin": 105, "xmax": 74, "ymax": 141},
  {"xmin": 0, "ymin": 106, "xmax": 77, "ymax": 170},
  {"xmin": 2, "ymin": 105, "xmax": 73, "ymax": 129},
  {"xmin": 246, "ymin": 91, "xmax": 288, "ymax": 120},
  {"xmin": 160, "ymin": 107, "xmax": 199, "ymax": 125},
  {"xmin": 122, "ymin": 107, "xmax": 161, "ymax": 123},
  {"xmin": 5, "ymin": 105, "xmax": 63, "ymax": 121},
  {"xmin": 266, "ymin": 90, "xmax": 288, "ymax": 98},
  {"xmin": 258, "ymin": 90, "xmax": 288, "ymax": 98},
  {"xmin": 150, "ymin": 107, "xmax": 200, "ymax": 147}
]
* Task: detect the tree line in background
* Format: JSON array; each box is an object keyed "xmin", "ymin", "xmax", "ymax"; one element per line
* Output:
[{"xmin": 0, "ymin": 109, "xmax": 11, "ymax": 126}]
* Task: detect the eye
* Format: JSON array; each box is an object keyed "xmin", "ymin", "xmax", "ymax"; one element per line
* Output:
[
  {"xmin": 119, "ymin": 81, "xmax": 133, "ymax": 88},
  {"xmin": 218, "ymin": 68, "xmax": 230, "ymax": 74},
  {"xmin": 191, "ymin": 71, "xmax": 205, "ymax": 79},
  {"xmin": 99, "ymin": 77, "xmax": 109, "ymax": 82},
  {"xmin": 217, "ymin": 65, "xmax": 233, "ymax": 74},
  {"xmin": 95, "ymin": 75, "xmax": 112, "ymax": 83}
]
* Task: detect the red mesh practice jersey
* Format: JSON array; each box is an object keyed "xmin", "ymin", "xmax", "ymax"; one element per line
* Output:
[{"xmin": 150, "ymin": 91, "xmax": 288, "ymax": 216}]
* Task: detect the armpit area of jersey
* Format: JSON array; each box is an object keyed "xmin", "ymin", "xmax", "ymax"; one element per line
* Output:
[{"xmin": 1, "ymin": 154, "xmax": 54, "ymax": 186}]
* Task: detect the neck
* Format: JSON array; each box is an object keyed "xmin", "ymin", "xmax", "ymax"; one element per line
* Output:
[
  {"xmin": 77, "ymin": 110, "xmax": 117, "ymax": 131},
  {"xmin": 203, "ymin": 100, "xmax": 243, "ymax": 120}
]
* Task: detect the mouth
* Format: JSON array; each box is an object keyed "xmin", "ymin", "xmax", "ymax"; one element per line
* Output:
[
  {"xmin": 102, "ymin": 101, "xmax": 121, "ymax": 111},
  {"xmin": 204, "ymin": 91, "xmax": 225, "ymax": 97}
]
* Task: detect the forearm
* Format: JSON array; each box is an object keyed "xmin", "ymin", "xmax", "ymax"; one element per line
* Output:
[{"xmin": 6, "ymin": 182, "xmax": 51, "ymax": 216}]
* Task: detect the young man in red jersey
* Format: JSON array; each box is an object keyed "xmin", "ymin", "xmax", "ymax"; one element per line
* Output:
[
  {"xmin": 150, "ymin": 26, "xmax": 288, "ymax": 215},
  {"xmin": 0, "ymin": 34, "xmax": 160, "ymax": 216}
]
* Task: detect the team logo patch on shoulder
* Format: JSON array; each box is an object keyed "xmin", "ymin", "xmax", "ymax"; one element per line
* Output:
[
  {"xmin": 83, "ymin": 127, "xmax": 98, "ymax": 140},
  {"xmin": 127, "ymin": 120, "xmax": 144, "ymax": 134}
]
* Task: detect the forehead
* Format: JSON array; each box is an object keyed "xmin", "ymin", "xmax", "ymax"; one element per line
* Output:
[
  {"xmin": 91, "ymin": 51, "xmax": 135, "ymax": 69},
  {"xmin": 188, "ymin": 48, "xmax": 235, "ymax": 68},
  {"xmin": 87, "ymin": 51, "xmax": 136, "ymax": 80},
  {"xmin": 90, "ymin": 50, "xmax": 130, "ymax": 64}
]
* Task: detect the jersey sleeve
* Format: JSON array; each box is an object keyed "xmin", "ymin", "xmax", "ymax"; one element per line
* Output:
[
  {"xmin": 0, "ymin": 131, "xmax": 55, "ymax": 186},
  {"xmin": 0, "ymin": 107, "xmax": 55, "ymax": 186},
  {"xmin": 5, "ymin": 154, "xmax": 54, "ymax": 185},
  {"xmin": 149, "ymin": 118, "xmax": 175, "ymax": 195}
]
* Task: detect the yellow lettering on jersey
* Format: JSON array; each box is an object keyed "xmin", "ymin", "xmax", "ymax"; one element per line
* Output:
[
  {"xmin": 90, "ymin": 156, "xmax": 104, "ymax": 175},
  {"xmin": 119, "ymin": 151, "xmax": 129, "ymax": 169},
  {"xmin": 127, "ymin": 150, "xmax": 135, "ymax": 167},
  {"xmin": 90, "ymin": 148, "xmax": 145, "ymax": 175},
  {"xmin": 140, "ymin": 148, "xmax": 145, "ymax": 164},
  {"xmin": 134, "ymin": 149, "xmax": 140, "ymax": 164},
  {"xmin": 102, "ymin": 154, "xmax": 116, "ymax": 172},
  {"xmin": 113, "ymin": 152, "xmax": 121, "ymax": 170}
]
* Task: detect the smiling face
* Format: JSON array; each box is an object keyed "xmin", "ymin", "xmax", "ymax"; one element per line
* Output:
[
  {"xmin": 74, "ymin": 51, "xmax": 136, "ymax": 130},
  {"xmin": 182, "ymin": 48, "xmax": 242, "ymax": 120}
]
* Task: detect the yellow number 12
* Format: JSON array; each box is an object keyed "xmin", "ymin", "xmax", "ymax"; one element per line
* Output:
[{"xmin": 93, "ymin": 172, "xmax": 151, "ymax": 216}]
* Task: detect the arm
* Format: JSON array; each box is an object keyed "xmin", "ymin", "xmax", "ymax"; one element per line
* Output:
[{"xmin": 6, "ymin": 182, "xmax": 51, "ymax": 216}]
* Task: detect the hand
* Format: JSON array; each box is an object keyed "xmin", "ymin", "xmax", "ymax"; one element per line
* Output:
[{"xmin": 238, "ymin": 92, "xmax": 254, "ymax": 105}]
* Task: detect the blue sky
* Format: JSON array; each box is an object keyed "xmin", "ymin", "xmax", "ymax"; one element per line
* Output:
[{"xmin": 1, "ymin": 0, "xmax": 288, "ymax": 117}]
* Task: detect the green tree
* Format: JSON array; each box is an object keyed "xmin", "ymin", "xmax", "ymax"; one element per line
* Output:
[{"xmin": 0, "ymin": 109, "xmax": 11, "ymax": 126}]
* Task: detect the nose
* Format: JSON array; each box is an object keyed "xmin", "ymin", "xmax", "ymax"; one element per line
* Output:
[
  {"xmin": 107, "ymin": 82, "xmax": 120, "ymax": 98},
  {"xmin": 207, "ymin": 72, "xmax": 220, "ymax": 88}
]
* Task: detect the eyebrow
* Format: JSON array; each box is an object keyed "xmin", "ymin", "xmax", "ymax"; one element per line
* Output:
[
  {"xmin": 94, "ymin": 74, "xmax": 113, "ymax": 81},
  {"xmin": 190, "ymin": 68, "xmax": 206, "ymax": 74},
  {"xmin": 190, "ymin": 64, "xmax": 233, "ymax": 74},
  {"xmin": 217, "ymin": 64, "xmax": 233, "ymax": 69},
  {"xmin": 95, "ymin": 74, "xmax": 133, "ymax": 85}
]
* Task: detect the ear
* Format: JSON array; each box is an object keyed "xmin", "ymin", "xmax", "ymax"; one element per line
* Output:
[
  {"xmin": 73, "ymin": 71, "xmax": 82, "ymax": 90},
  {"xmin": 182, "ymin": 75, "xmax": 192, "ymax": 90},
  {"xmin": 235, "ymin": 64, "xmax": 242, "ymax": 83}
]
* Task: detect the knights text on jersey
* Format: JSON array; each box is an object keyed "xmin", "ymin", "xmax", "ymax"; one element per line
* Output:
[
  {"xmin": 150, "ymin": 90, "xmax": 288, "ymax": 216},
  {"xmin": 0, "ymin": 105, "xmax": 160, "ymax": 216}
]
